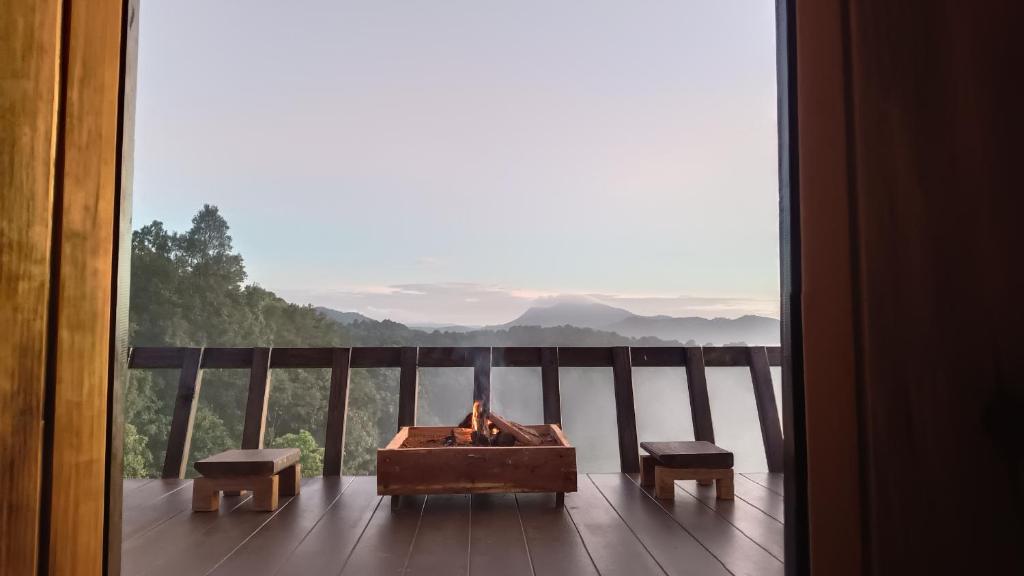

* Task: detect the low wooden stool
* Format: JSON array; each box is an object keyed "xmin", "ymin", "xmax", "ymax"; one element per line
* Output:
[
  {"xmin": 639, "ymin": 441, "xmax": 734, "ymax": 500},
  {"xmin": 192, "ymin": 448, "xmax": 301, "ymax": 512}
]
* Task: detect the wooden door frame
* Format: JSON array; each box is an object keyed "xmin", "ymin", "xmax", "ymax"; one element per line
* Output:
[
  {"xmin": 98, "ymin": 1, "xmax": 822, "ymax": 574},
  {"xmin": 1, "ymin": 0, "xmax": 138, "ymax": 574},
  {"xmin": 104, "ymin": 1, "xmax": 140, "ymax": 574},
  {"xmin": 1, "ymin": 1, "xmax": 838, "ymax": 574},
  {"xmin": 775, "ymin": 0, "xmax": 811, "ymax": 574}
]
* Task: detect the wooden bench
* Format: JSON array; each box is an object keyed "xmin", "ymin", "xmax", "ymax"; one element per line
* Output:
[
  {"xmin": 639, "ymin": 441, "xmax": 734, "ymax": 500},
  {"xmin": 192, "ymin": 448, "xmax": 301, "ymax": 512}
]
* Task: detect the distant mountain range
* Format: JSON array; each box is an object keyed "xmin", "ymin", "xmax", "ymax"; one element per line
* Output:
[
  {"xmin": 314, "ymin": 307, "xmax": 376, "ymax": 325},
  {"xmin": 496, "ymin": 301, "xmax": 779, "ymax": 345},
  {"xmin": 317, "ymin": 300, "xmax": 780, "ymax": 345}
]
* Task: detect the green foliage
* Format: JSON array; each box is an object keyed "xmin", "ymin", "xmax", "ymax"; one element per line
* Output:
[
  {"xmin": 176, "ymin": 406, "xmax": 235, "ymax": 478},
  {"xmin": 127, "ymin": 205, "xmax": 389, "ymax": 478},
  {"xmin": 270, "ymin": 430, "xmax": 324, "ymax": 477},
  {"xmin": 122, "ymin": 423, "xmax": 153, "ymax": 478}
]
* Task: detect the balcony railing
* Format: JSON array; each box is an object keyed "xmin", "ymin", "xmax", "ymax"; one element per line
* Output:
[{"xmin": 128, "ymin": 346, "xmax": 784, "ymax": 479}]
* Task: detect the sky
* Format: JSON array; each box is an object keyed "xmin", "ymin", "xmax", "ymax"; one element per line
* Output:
[{"xmin": 132, "ymin": 0, "xmax": 780, "ymax": 326}]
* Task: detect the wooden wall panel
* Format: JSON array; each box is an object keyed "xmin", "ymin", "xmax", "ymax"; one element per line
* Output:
[
  {"xmin": 1, "ymin": 1, "xmax": 128, "ymax": 574},
  {"xmin": 106, "ymin": 2, "xmax": 140, "ymax": 572},
  {"xmin": 0, "ymin": 1, "xmax": 62, "ymax": 572},
  {"xmin": 798, "ymin": 0, "xmax": 1024, "ymax": 573},
  {"xmin": 47, "ymin": 0, "xmax": 126, "ymax": 573},
  {"xmin": 794, "ymin": 0, "xmax": 863, "ymax": 572},
  {"xmin": 845, "ymin": 1, "xmax": 1024, "ymax": 573}
]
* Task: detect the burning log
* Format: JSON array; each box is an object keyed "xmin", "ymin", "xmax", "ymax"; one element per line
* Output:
[
  {"xmin": 488, "ymin": 412, "xmax": 543, "ymax": 446},
  {"xmin": 470, "ymin": 401, "xmax": 491, "ymax": 445},
  {"xmin": 449, "ymin": 402, "xmax": 544, "ymax": 447},
  {"xmin": 492, "ymin": 431, "xmax": 516, "ymax": 446},
  {"xmin": 451, "ymin": 427, "xmax": 473, "ymax": 445}
]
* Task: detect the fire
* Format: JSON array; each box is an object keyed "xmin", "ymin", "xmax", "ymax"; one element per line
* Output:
[
  {"xmin": 471, "ymin": 400, "xmax": 482, "ymax": 433},
  {"xmin": 446, "ymin": 403, "xmax": 543, "ymax": 447}
]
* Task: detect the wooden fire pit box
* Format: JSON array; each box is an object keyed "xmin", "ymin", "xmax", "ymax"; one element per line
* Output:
[{"xmin": 377, "ymin": 424, "xmax": 577, "ymax": 496}]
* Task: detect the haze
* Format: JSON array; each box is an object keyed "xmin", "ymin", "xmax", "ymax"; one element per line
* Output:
[{"xmin": 133, "ymin": 0, "xmax": 780, "ymax": 326}]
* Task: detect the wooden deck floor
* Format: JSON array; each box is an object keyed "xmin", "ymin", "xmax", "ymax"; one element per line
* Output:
[{"xmin": 122, "ymin": 473, "xmax": 784, "ymax": 576}]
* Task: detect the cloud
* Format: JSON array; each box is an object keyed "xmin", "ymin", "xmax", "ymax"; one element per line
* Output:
[
  {"xmin": 273, "ymin": 282, "xmax": 779, "ymax": 327},
  {"xmin": 581, "ymin": 293, "xmax": 779, "ymax": 319}
]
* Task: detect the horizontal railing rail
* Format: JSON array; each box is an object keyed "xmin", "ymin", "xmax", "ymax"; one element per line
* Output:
[{"xmin": 127, "ymin": 346, "xmax": 783, "ymax": 479}]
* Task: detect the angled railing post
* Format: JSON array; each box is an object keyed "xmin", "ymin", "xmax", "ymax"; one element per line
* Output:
[
  {"xmin": 397, "ymin": 347, "xmax": 419, "ymax": 429},
  {"xmin": 323, "ymin": 347, "xmax": 352, "ymax": 476},
  {"xmin": 612, "ymin": 346, "xmax": 640, "ymax": 474},
  {"xmin": 685, "ymin": 347, "xmax": 715, "ymax": 443},
  {"xmin": 241, "ymin": 347, "xmax": 272, "ymax": 449},
  {"xmin": 748, "ymin": 346, "xmax": 784, "ymax": 472},
  {"xmin": 162, "ymin": 347, "xmax": 204, "ymax": 479},
  {"xmin": 541, "ymin": 347, "xmax": 562, "ymax": 425}
]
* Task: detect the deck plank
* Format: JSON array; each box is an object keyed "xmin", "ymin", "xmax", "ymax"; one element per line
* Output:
[
  {"xmin": 676, "ymin": 480, "xmax": 784, "ymax": 559},
  {"xmin": 628, "ymin": 475, "xmax": 784, "ymax": 574},
  {"xmin": 143, "ymin": 493, "xmax": 301, "ymax": 576},
  {"xmin": 468, "ymin": 493, "xmax": 534, "ymax": 576},
  {"xmin": 516, "ymin": 493, "xmax": 599, "ymax": 576},
  {"xmin": 275, "ymin": 475, "xmax": 381, "ymax": 576},
  {"xmin": 404, "ymin": 494, "xmax": 471, "ymax": 575},
  {"xmin": 340, "ymin": 495, "xmax": 426, "ymax": 576},
  {"xmin": 121, "ymin": 480, "xmax": 193, "ymax": 542},
  {"xmin": 121, "ymin": 474, "xmax": 786, "ymax": 575},
  {"xmin": 122, "ymin": 478, "xmax": 154, "ymax": 493},
  {"xmin": 564, "ymin": 475, "xmax": 665, "ymax": 576},
  {"xmin": 122, "ymin": 492, "xmax": 252, "ymax": 575},
  {"xmin": 122, "ymin": 478, "xmax": 189, "ymax": 510},
  {"xmin": 208, "ymin": 478, "xmax": 351, "ymax": 576},
  {"xmin": 589, "ymin": 474, "xmax": 731, "ymax": 576},
  {"xmin": 741, "ymin": 473, "xmax": 784, "ymax": 496},
  {"xmin": 731, "ymin": 474, "xmax": 785, "ymax": 523}
]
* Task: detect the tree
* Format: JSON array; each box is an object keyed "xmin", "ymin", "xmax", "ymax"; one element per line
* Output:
[
  {"xmin": 127, "ymin": 205, "xmax": 393, "ymax": 477},
  {"xmin": 271, "ymin": 430, "xmax": 324, "ymax": 477},
  {"xmin": 123, "ymin": 423, "xmax": 153, "ymax": 478}
]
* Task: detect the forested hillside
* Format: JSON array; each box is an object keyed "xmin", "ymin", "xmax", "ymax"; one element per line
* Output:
[{"xmin": 125, "ymin": 205, "xmax": 686, "ymax": 477}]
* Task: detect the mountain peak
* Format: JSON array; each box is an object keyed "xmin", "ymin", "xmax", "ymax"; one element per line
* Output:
[
  {"xmin": 503, "ymin": 300, "xmax": 635, "ymax": 329},
  {"xmin": 315, "ymin": 306, "xmax": 376, "ymax": 325}
]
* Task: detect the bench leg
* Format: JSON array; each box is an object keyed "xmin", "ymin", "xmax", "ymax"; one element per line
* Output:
[
  {"xmin": 391, "ymin": 495, "xmax": 401, "ymax": 511},
  {"xmin": 654, "ymin": 466, "xmax": 677, "ymax": 499},
  {"xmin": 555, "ymin": 492, "xmax": 565, "ymax": 508},
  {"xmin": 697, "ymin": 479, "xmax": 714, "ymax": 486},
  {"xmin": 278, "ymin": 463, "xmax": 301, "ymax": 496},
  {"xmin": 640, "ymin": 455, "xmax": 657, "ymax": 487},
  {"xmin": 192, "ymin": 477, "xmax": 220, "ymax": 512},
  {"xmin": 653, "ymin": 466, "xmax": 733, "ymax": 500},
  {"xmin": 252, "ymin": 475, "xmax": 280, "ymax": 511},
  {"xmin": 715, "ymin": 472, "xmax": 734, "ymax": 500}
]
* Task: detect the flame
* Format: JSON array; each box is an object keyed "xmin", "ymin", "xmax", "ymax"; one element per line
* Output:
[{"xmin": 471, "ymin": 400, "xmax": 482, "ymax": 433}]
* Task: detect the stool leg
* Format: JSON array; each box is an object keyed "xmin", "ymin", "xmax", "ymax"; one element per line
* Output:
[
  {"xmin": 639, "ymin": 455, "xmax": 657, "ymax": 487},
  {"xmin": 654, "ymin": 467, "xmax": 677, "ymax": 499},
  {"xmin": 716, "ymin": 472, "xmax": 734, "ymax": 500},
  {"xmin": 252, "ymin": 475, "xmax": 280, "ymax": 511},
  {"xmin": 192, "ymin": 477, "xmax": 220, "ymax": 512},
  {"xmin": 279, "ymin": 463, "xmax": 301, "ymax": 496}
]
